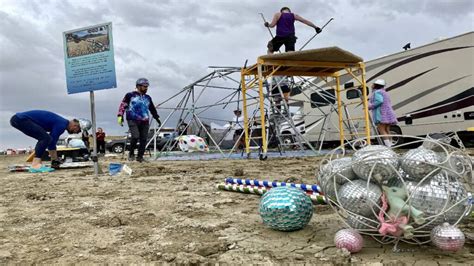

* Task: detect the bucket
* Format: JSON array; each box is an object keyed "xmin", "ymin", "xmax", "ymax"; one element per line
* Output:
[{"xmin": 109, "ymin": 163, "xmax": 123, "ymax": 176}]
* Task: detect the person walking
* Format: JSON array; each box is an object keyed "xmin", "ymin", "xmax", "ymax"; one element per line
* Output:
[
  {"xmin": 117, "ymin": 78, "xmax": 161, "ymax": 162},
  {"xmin": 264, "ymin": 7, "xmax": 321, "ymax": 53},
  {"xmin": 368, "ymin": 79, "xmax": 398, "ymax": 147},
  {"xmin": 96, "ymin": 127, "xmax": 106, "ymax": 154},
  {"xmin": 10, "ymin": 110, "xmax": 82, "ymax": 172}
]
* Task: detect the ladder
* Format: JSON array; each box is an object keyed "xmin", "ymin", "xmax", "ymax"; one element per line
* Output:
[
  {"xmin": 265, "ymin": 78, "xmax": 308, "ymax": 153},
  {"xmin": 334, "ymin": 70, "xmax": 371, "ymax": 148}
]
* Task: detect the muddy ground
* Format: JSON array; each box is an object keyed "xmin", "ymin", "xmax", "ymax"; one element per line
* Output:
[{"xmin": 0, "ymin": 153, "xmax": 472, "ymax": 265}]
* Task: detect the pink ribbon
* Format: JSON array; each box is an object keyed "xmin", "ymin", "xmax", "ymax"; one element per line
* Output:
[{"xmin": 377, "ymin": 193, "xmax": 409, "ymax": 237}]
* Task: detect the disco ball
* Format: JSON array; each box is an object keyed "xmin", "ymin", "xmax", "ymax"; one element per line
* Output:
[
  {"xmin": 403, "ymin": 173, "xmax": 469, "ymax": 229},
  {"xmin": 337, "ymin": 179, "xmax": 382, "ymax": 217},
  {"xmin": 346, "ymin": 214, "xmax": 379, "ymax": 231},
  {"xmin": 78, "ymin": 118, "xmax": 92, "ymax": 131},
  {"xmin": 259, "ymin": 187, "xmax": 313, "ymax": 231},
  {"xmin": 400, "ymin": 147, "xmax": 441, "ymax": 181},
  {"xmin": 319, "ymin": 134, "xmax": 472, "ymax": 246},
  {"xmin": 431, "ymin": 223, "xmax": 465, "ymax": 252},
  {"xmin": 334, "ymin": 229, "xmax": 364, "ymax": 253},
  {"xmin": 351, "ymin": 145, "xmax": 399, "ymax": 183},
  {"xmin": 320, "ymin": 157, "xmax": 357, "ymax": 184},
  {"xmin": 441, "ymin": 151, "xmax": 473, "ymax": 179},
  {"xmin": 317, "ymin": 157, "xmax": 356, "ymax": 201},
  {"xmin": 422, "ymin": 133, "xmax": 451, "ymax": 152},
  {"xmin": 318, "ymin": 179, "xmax": 340, "ymax": 202}
]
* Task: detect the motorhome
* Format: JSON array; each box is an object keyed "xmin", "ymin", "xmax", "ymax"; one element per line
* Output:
[{"xmin": 292, "ymin": 31, "xmax": 473, "ymax": 146}]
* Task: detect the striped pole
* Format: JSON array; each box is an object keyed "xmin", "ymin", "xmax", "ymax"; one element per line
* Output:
[
  {"xmin": 224, "ymin": 177, "xmax": 322, "ymax": 193},
  {"xmin": 217, "ymin": 183, "xmax": 327, "ymax": 205}
]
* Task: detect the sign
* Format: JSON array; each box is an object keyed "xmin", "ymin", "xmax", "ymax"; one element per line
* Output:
[{"xmin": 63, "ymin": 22, "xmax": 117, "ymax": 94}]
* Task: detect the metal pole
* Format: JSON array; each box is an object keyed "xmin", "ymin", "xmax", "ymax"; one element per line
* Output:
[
  {"xmin": 257, "ymin": 63, "xmax": 267, "ymax": 157},
  {"xmin": 299, "ymin": 18, "xmax": 334, "ymax": 51},
  {"xmin": 89, "ymin": 91, "xmax": 99, "ymax": 176},
  {"xmin": 259, "ymin": 13, "xmax": 274, "ymax": 39}
]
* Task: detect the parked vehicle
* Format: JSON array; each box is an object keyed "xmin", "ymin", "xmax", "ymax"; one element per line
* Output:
[
  {"xmin": 292, "ymin": 31, "xmax": 474, "ymax": 146},
  {"xmin": 106, "ymin": 130, "xmax": 176, "ymax": 154}
]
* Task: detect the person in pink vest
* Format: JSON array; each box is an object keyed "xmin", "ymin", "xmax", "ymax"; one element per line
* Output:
[{"xmin": 368, "ymin": 79, "xmax": 398, "ymax": 147}]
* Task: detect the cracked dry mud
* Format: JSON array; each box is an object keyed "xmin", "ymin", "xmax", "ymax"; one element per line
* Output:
[{"xmin": 0, "ymin": 154, "xmax": 472, "ymax": 264}]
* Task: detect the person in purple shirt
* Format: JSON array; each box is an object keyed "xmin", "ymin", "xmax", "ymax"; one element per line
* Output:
[
  {"xmin": 117, "ymin": 78, "xmax": 161, "ymax": 162},
  {"xmin": 264, "ymin": 7, "xmax": 321, "ymax": 53},
  {"xmin": 10, "ymin": 110, "xmax": 82, "ymax": 172}
]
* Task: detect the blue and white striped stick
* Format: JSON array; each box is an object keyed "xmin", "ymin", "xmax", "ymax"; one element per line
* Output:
[
  {"xmin": 224, "ymin": 177, "xmax": 321, "ymax": 193},
  {"xmin": 217, "ymin": 183, "xmax": 327, "ymax": 204}
]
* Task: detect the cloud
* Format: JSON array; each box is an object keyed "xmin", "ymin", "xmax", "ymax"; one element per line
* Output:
[
  {"xmin": 1, "ymin": 0, "xmax": 473, "ymax": 149},
  {"xmin": 349, "ymin": 0, "xmax": 474, "ymax": 22}
]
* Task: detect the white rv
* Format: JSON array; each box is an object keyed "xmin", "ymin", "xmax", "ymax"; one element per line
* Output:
[{"xmin": 293, "ymin": 32, "xmax": 474, "ymax": 146}]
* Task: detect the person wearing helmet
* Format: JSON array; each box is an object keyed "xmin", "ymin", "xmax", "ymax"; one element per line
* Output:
[
  {"xmin": 117, "ymin": 78, "xmax": 161, "ymax": 162},
  {"xmin": 231, "ymin": 109, "xmax": 245, "ymax": 150},
  {"xmin": 9, "ymin": 110, "xmax": 82, "ymax": 172},
  {"xmin": 271, "ymin": 75, "xmax": 291, "ymax": 112},
  {"xmin": 264, "ymin": 7, "xmax": 321, "ymax": 53},
  {"xmin": 368, "ymin": 79, "xmax": 398, "ymax": 147}
]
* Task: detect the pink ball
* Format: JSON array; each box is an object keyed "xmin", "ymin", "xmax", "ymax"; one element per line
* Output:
[
  {"xmin": 334, "ymin": 229, "xmax": 363, "ymax": 253},
  {"xmin": 431, "ymin": 223, "xmax": 465, "ymax": 252}
]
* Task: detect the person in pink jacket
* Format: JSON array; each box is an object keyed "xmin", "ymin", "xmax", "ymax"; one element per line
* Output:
[{"xmin": 368, "ymin": 79, "xmax": 398, "ymax": 147}]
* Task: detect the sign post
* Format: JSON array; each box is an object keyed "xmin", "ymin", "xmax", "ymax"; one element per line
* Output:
[{"xmin": 63, "ymin": 22, "xmax": 117, "ymax": 176}]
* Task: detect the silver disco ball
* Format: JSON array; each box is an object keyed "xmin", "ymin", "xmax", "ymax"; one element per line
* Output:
[
  {"xmin": 318, "ymin": 179, "xmax": 340, "ymax": 203},
  {"xmin": 431, "ymin": 223, "xmax": 465, "ymax": 252},
  {"xmin": 319, "ymin": 134, "xmax": 471, "ymax": 246},
  {"xmin": 259, "ymin": 187, "xmax": 313, "ymax": 231},
  {"xmin": 320, "ymin": 157, "xmax": 357, "ymax": 184},
  {"xmin": 351, "ymin": 145, "xmax": 399, "ymax": 183},
  {"xmin": 346, "ymin": 214, "xmax": 379, "ymax": 231},
  {"xmin": 441, "ymin": 151, "xmax": 473, "ymax": 179},
  {"xmin": 78, "ymin": 118, "xmax": 92, "ymax": 131},
  {"xmin": 337, "ymin": 179, "xmax": 382, "ymax": 218},
  {"xmin": 404, "ymin": 173, "xmax": 469, "ymax": 229},
  {"xmin": 422, "ymin": 133, "xmax": 451, "ymax": 152},
  {"xmin": 400, "ymin": 147, "xmax": 441, "ymax": 181},
  {"xmin": 318, "ymin": 157, "xmax": 357, "ymax": 201}
]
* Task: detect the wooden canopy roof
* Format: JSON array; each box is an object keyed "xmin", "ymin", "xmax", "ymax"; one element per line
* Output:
[{"xmin": 243, "ymin": 46, "xmax": 364, "ymax": 77}]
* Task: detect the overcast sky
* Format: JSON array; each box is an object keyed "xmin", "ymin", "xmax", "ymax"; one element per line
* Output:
[{"xmin": 0, "ymin": 0, "xmax": 473, "ymax": 150}]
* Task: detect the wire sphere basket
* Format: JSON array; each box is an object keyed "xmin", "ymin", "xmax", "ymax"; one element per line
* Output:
[{"xmin": 317, "ymin": 134, "xmax": 473, "ymax": 246}]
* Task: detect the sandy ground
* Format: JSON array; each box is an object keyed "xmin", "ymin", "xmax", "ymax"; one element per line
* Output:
[{"xmin": 0, "ymin": 153, "xmax": 473, "ymax": 265}]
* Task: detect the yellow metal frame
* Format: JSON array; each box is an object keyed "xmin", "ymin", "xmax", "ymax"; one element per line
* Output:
[{"xmin": 240, "ymin": 53, "xmax": 371, "ymax": 156}]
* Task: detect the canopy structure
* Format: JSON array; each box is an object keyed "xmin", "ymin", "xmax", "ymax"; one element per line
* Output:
[
  {"xmin": 240, "ymin": 47, "xmax": 371, "ymax": 158},
  {"xmin": 244, "ymin": 47, "xmax": 364, "ymax": 77}
]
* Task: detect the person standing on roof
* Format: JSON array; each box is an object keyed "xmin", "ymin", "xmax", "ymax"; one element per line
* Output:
[
  {"xmin": 368, "ymin": 79, "xmax": 398, "ymax": 147},
  {"xmin": 10, "ymin": 110, "xmax": 82, "ymax": 172},
  {"xmin": 117, "ymin": 78, "xmax": 161, "ymax": 162},
  {"xmin": 264, "ymin": 7, "xmax": 321, "ymax": 53}
]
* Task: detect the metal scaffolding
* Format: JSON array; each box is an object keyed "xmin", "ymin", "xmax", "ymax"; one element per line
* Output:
[
  {"xmin": 145, "ymin": 48, "xmax": 371, "ymax": 160},
  {"xmin": 241, "ymin": 47, "xmax": 371, "ymax": 159}
]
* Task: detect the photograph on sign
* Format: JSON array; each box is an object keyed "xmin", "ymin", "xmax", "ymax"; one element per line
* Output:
[
  {"xmin": 63, "ymin": 22, "xmax": 117, "ymax": 94},
  {"xmin": 65, "ymin": 26, "xmax": 110, "ymax": 58}
]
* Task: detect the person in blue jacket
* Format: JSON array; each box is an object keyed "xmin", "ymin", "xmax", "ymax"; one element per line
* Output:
[{"xmin": 10, "ymin": 110, "xmax": 82, "ymax": 172}]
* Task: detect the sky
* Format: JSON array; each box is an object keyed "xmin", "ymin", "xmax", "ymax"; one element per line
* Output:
[{"xmin": 0, "ymin": 0, "xmax": 473, "ymax": 150}]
